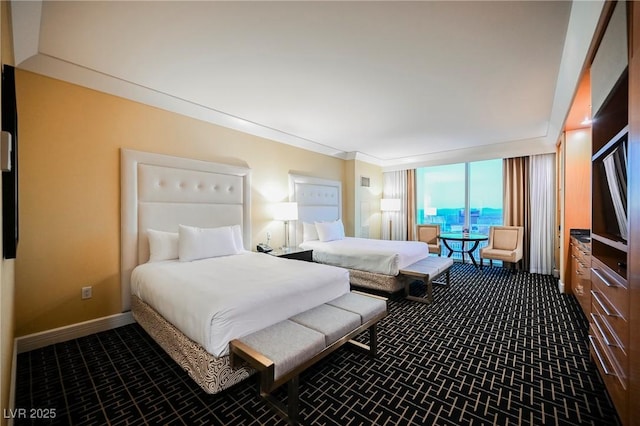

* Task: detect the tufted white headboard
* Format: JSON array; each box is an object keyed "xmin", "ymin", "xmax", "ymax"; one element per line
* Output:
[
  {"xmin": 289, "ymin": 174, "xmax": 342, "ymax": 247},
  {"xmin": 120, "ymin": 149, "xmax": 251, "ymax": 311}
]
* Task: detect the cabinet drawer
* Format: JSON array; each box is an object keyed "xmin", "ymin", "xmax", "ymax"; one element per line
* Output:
[
  {"xmin": 576, "ymin": 260, "xmax": 590, "ymax": 283},
  {"xmin": 571, "ymin": 241, "xmax": 579, "ymax": 257},
  {"xmin": 570, "ymin": 237, "xmax": 591, "ymax": 266},
  {"xmin": 573, "ymin": 262, "xmax": 586, "ymax": 297},
  {"xmin": 578, "ymin": 275, "xmax": 592, "ymax": 315},
  {"xmin": 591, "ymin": 288, "xmax": 628, "ymax": 344},
  {"xmin": 590, "ymin": 258, "xmax": 628, "ymax": 319},
  {"xmin": 591, "ymin": 306, "xmax": 628, "ymax": 371},
  {"xmin": 578, "ymin": 248, "xmax": 591, "ymax": 265},
  {"xmin": 589, "ymin": 332, "xmax": 628, "ymax": 420}
]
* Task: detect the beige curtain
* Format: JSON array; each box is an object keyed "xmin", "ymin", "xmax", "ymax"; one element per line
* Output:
[
  {"xmin": 503, "ymin": 156, "xmax": 531, "ymax": 271},
  {"xmin": 406, "ymin": 169, "xmax": 416, "ymax": 240}
]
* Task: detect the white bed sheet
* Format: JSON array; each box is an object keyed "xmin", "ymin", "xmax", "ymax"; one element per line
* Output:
[
  {"xmin": 299, "ymin": 237, "xmax": 429, "ymax": 275},
  {"xmin": 131, "ymin": 251, "xmax": 349, "ymax": 357}
]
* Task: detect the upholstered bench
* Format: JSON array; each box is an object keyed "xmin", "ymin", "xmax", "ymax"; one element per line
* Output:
[
  {"xmin": 399, "ymin": 256, "xmax": 454, "ymax": 303},
  {"xmin": 229, "ymin": 291, "xmax": 387, "ymax": 424}
]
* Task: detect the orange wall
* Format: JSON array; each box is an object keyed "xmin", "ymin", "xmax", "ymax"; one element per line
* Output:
[
  {"xmin": 14, "ymin": 70, "xmax": 346, "ymax": 336},
  {"xmin": 562, "ymin": 128, "xmax": 592, "ymax": 291}
]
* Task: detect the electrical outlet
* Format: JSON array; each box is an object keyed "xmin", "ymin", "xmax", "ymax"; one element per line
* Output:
[{"xmin": 81, "ymin": 286, "xmax": 92, "ymax": 300}]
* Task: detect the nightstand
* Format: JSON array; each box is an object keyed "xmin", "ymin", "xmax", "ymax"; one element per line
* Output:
[{"xmin": 267, "ymin": 248, "xmax": 313, "ymax": 262}]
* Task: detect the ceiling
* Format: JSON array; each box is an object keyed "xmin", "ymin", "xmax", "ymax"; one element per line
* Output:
[{"xmin": 10, "ymin": 1, "xmax": 604, "ymax": 169}]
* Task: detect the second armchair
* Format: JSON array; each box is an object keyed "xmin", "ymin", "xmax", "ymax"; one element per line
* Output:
[{"xmin": 479, "ymin": 225, "xmax": 524, "ymax": 270}]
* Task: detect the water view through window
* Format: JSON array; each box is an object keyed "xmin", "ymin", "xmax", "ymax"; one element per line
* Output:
[{"xmin": 416, "ymin": 159, "xmax": 503, "ymax": 260}]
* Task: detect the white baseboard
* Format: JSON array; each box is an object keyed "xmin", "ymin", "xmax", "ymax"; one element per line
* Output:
[
  {"xmin": 15, "ymin": 312, "xmax": 135, "ymax": 354},
  {"xmin": 557, "ymin": 280, "xmax": 565, "ymax": 293}
]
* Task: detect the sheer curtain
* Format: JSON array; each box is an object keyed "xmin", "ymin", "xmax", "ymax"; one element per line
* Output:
[
  {"xmin": 382, "ymin": 171, "xmax": 408, "ymax": 240},
  {"xmin": 529, "ymin": 153, "xmax": 556, "ymax": 274},
  {"xmin": 503, "ymin": 156, "xmax": 531, "ymax": 271},
  {"xmin": 407, "ymin": 169, "xmax": 417, "ymax": 241}
]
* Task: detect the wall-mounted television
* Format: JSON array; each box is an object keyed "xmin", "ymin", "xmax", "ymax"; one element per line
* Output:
[
  {"xmin": 594, "ymin": 133, "xmax": 628, "ymax": 243},
  {"xmin": 2, "ymin": 65, "xmax": 19, "ymax": 259}
]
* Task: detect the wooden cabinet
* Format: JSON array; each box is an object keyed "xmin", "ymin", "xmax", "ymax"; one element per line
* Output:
[
  {"xmin": 587, "ymin": 2, "xmax": 639, "ymax": 424},
  {"xmin": 570, "ymin": 236, "xmax": 591, "ymax": 317},
  {"xmin": 627, "ymin": 2, "xmax": 640, "ymax": 425},
  {"xmin": 590, "ymin": 256, "xmax": 629, "ymax": 420}
]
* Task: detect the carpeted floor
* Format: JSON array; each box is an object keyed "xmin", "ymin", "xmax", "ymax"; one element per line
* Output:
[{"xmin": 14, "ymin": 263, "xmax": 620, "ymax": 425}]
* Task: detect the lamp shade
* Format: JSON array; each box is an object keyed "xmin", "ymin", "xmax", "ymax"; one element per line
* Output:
[
  {"xmin": 273, "ymin": 202, "xmax": 298, "ymax": 221},
  {"xmin": 380, "ymin": 198, "xmax": 401, "ymax": 212}
]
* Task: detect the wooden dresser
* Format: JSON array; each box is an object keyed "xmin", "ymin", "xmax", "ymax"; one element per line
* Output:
[
  {"xmin": 586, "ymin": 2, "xmax": 639, "ymax": 424},
  {"xmin": 569, "ymin": 234, "xmax": 591, "ymax": 317},
  {"xmin": 590, "ymin": 255, "xmax": 629, "ymax": 420}
]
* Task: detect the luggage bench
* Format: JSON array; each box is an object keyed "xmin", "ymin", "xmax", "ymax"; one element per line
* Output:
[
  {"xmin": 229, "ymin": 291, "xmax": 387, "ymax": 425},
  {"xmin": 399, "ymin": 256, "xmax": 454, "ymax": 303}
]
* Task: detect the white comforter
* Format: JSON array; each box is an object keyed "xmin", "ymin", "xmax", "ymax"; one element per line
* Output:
[
  {"xmin": 131, "ymin": 251, "xmax": 349, "ymax": 357},
  {"xmin": 299, "ymin": 237, "xmax": 429, "ymax": 275}
]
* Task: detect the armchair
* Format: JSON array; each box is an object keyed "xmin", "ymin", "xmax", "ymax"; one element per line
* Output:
[
  {"xmin": 479, "ymin": 226, "xmax": 524, "ymax": 270},
  {"xmin": 416, "ymin": 224, "xmax": 441, "ymax": 256}
]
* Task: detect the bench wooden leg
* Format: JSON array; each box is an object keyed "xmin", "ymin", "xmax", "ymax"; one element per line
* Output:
[
  {"xmin": 288, "ymin": 376, "xmax": 300, "ymax": 424},
  {"xmin": 346, "ymin": 324, "xmax": 378, "ymax": 358},
  {"xmin": 403, "ymin": 275, "xmax": 412, "ymax": 299},
  {"xmin": 404, "ymin": 276, "xmax": 433, "ymax": 304},
  {"xmin": 425, "ymin": 277, "xmax": 433, "ymax": 302},
  {"xmin": 260, "ymin": 375, "xmax": 301, "ymax": 425},
  {"xmin": 369, "ymin": 324, "xmax": 377, "ymax": 358}
]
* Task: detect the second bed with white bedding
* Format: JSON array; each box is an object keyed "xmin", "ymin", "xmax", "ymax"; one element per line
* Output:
[
  {"xmin": 299, "ymin": 237, "xmax": 429, "ymax": 276},
  {"xmin": 131, "ymin": 251, "xmax": 350, "ymax": 357}
]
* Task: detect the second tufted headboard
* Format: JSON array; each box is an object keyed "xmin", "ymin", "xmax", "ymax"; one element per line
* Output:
[
  {"xmin": 289, "ymin": 174, "xmax": 342, "ymax": 246},
  {"xmin": 120, "ymin": 149, "xmax": 251, "ymax": 311}
]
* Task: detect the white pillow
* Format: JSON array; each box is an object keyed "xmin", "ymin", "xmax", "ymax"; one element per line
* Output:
[
  {"xmin": 315, "ymin": 219, "xmax": 345, "ymax": 242},
  {"xmin": 231, "ymin": 224, "xmax": 244, "ymax": 251},
  {"xmin": 303, "ymin": 222, "xmax": 319, "ymax": 242},
  {"xmin": 178, "ymin": 224, "xmax": 240, "ymax": 262},
  {"xmin": 147, "ymin": 229, "xmax": 179, "ymax": 262}
]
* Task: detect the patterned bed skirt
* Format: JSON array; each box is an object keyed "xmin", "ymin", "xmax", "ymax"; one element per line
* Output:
[
  {"xmin": 131, "ymin": 295, "xmax": 254, "ymax": 394},
  {"xmin": 348, "ymin": 268, "xmax": 404, "ymax": 293}
]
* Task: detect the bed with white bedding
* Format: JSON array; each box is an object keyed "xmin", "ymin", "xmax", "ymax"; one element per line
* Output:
[
  {"xmin": 131, "ymin": 251, "xmax": 349, "ymax": 357},
  {"xmin": 300, "ymin": 237, "xmax": 428, "ymax": 276},
  {"xmin": 121, "ymin": 150, "xmax": 350, "ymax": 394},
  {"xmin": 290, "ymin": 174, "xmax": 429, "ymax": 293},
  {"xmin": 298, "ymin": 221, "xmax": 429, "ymax": 292}
]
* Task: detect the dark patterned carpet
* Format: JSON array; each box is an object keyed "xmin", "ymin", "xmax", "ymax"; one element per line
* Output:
[{"xmin": 15, "ymin": 263, "xmax": 620, "ymax": 425}]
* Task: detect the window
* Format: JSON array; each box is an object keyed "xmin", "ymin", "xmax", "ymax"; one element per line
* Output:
[
  {"xmin": 416, "ymin": 163, "xmax": 466, "ymax": 231},
  {"xmin": 469, "ymin": 160, "xmax": 504, "ymax": 234},
  {"xmin": 416, "ymin": 159, "xmax": 503, "ymax": 259}
]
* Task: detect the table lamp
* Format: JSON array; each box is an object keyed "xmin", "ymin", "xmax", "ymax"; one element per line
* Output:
[
  {"xmin": 273, "ymin": 202, "xmax": 298, "ymax": 250},
  {"xmin": 380, "ymin": 198, "xmax": 401, "ymax": 240}
]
